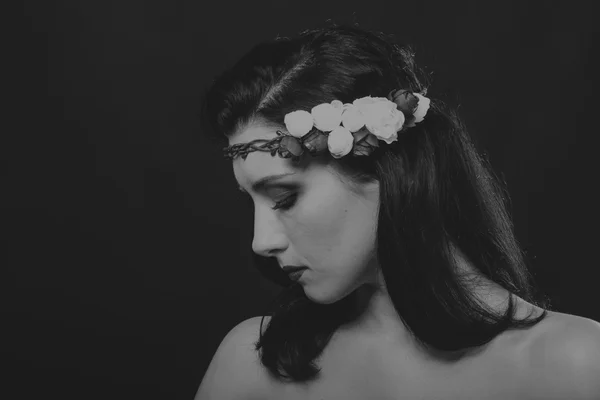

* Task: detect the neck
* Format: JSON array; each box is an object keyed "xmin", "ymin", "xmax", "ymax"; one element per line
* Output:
[{"xmin": 341, "ymin": 243, "xmax": 510, "ymax": 342}]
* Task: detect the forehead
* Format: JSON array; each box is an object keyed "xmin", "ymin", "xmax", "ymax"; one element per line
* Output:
[{"xmin": 229, "ymin": 124, "xmax": 297, "ymax": 185}]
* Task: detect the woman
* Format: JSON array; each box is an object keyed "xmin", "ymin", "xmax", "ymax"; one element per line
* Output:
[{"xmin": 196, "ymin": 23, "xmax": 600, "ymax": 400}]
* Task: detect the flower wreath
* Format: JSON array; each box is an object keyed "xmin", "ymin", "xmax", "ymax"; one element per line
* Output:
[{"xmin": 223, "ymin": 89, "xmax": 431, "ymax": 161}]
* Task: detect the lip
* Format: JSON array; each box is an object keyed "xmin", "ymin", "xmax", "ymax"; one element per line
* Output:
[
  {"xmin": 282, "ymin": 265, "xmax": 307, "ymax": 282},
  {"xmin": 282, "ymin": 265, "xmax": 307, "ymax": 273}
]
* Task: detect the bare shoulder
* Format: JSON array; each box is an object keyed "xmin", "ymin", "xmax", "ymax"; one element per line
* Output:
[
  {"xmin": 517, "ymin": 311, "xmax": 600, "ymax": 399},
  {"xmin": 194, "ymin": 316, "xmax": 271, "ymax": 400}
]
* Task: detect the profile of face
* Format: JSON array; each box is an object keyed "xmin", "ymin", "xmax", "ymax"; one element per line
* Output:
[{"xmin": 230, "ymin": 124, "xmax": 381, "ymax": 305}]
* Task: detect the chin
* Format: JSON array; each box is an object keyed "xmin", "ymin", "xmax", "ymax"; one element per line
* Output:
[{"xmin": 302, "ymin": 281, "xmax": 359, "ymax": 305}]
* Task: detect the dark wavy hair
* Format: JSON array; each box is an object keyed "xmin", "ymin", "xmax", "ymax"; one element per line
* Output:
[{"xmin": 200, "ymin": 22, "xmax": 553, "ymax": 384}]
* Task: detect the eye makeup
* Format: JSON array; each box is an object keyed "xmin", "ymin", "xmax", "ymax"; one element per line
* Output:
[
  {"xmin": 237, "ymin": 172, "xmax": 297, "ymax": 194},
  {"xmin": 272, "ymin": 193, "xmax": 298, "ymax": 211}
]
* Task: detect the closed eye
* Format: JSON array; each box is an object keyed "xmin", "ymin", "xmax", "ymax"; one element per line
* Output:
[
  {"xmin": 239, "ymin": 191, "xmax": 297, "ymax": 211},
  {"xmin": 272, "ymin": 193, "xmax": 297, "ymax": 211}
]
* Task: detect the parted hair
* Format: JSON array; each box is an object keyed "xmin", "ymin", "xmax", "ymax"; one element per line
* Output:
[{"xmin": 201, "ymin": 22, "xmax": 553, "ymax": 383}]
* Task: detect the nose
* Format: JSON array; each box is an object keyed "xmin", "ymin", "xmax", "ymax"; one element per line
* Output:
[{"xmin": 251, "ymin": 205, "xmax": 287, "ymax": 257}]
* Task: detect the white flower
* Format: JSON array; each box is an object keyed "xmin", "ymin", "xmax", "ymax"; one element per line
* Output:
[
  {"xmin": 327, "ymin": 125, "xmax": 354, "ymax": 159},
  {"xmin": 353, "ymin": 96, "xmax": 404, "ymax": 144},
  {"xmin": 311, "ymin": 101, "xmax": 343, "ymax": 132},
  {"xmin": 341, "ymin": 104, "xmax": 365, "ymax": 132},
  {"xmin": 284, "ymin": 110, "xmax": 314, "ymax": 138},
  {"xmin": 405, "ymin": 93, "xmax": 431, "ymax": 127},
  {"xmin": 331, "ymin": 100, "xmax": 344, "ymax": 110}
]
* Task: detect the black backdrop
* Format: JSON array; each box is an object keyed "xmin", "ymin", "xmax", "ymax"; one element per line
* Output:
[{"xmin": 4, "ymin": 1, "xmax": 599, "ymax": 399}]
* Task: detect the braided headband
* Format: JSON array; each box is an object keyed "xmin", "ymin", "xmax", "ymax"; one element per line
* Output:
[{"xmin": 223, "ymin": 89, "xmax": 431, "ymax": 161}]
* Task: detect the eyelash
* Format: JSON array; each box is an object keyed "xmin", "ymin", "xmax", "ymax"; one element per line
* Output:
[{"xmin": 272, "ymin": 193, "xmax": 297, "ymax": 211}]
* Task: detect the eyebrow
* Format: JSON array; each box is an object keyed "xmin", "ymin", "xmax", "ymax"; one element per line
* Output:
[{"xmin": 237, "ymin": 172, "xmax": 297, "ymax": 194}]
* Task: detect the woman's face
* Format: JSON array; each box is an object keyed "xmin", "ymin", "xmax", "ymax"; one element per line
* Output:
[{"xmin": 230, "ymin": 124, "xmax": 380, "ymax": 304}]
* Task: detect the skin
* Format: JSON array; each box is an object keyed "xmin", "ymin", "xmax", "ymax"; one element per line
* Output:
[
  {"xmin": 216, "ymin": 122, "xmax": 600, "ymax": 400},
  {"xmin": 230, "ymin": 122, "xmax": 484, "ymax": 342}
]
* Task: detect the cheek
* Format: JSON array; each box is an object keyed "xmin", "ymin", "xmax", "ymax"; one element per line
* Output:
[
  {"xmin": 286, "ymin": 191, "xmax": 348, "ymax": 254},
  {"xmin": 287, "ymin": 191, "xmax": 375, "ymax": 265}
]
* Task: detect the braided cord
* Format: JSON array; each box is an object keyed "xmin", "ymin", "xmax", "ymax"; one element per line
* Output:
[{"xmin": 223, "ymin": 136, "xmax": 285, "ymax": 160}]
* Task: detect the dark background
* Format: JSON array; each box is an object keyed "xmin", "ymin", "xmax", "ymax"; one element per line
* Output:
[{"xmin": 4, "ymin": 0, "xmax": 598, "ymax": 399}]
